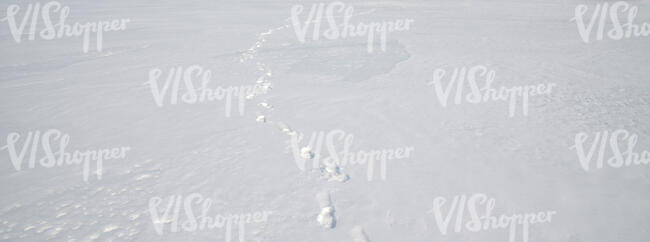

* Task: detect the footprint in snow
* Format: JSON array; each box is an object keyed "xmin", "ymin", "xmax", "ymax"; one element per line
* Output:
[{"xmin": 316, "ymin": 192, "xmax": 336, "ymax": 229}]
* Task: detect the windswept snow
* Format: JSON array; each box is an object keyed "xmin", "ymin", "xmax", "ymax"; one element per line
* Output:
[{"xmin": 1, "ymin": 0, "xmax": 649, "ymax": 241}]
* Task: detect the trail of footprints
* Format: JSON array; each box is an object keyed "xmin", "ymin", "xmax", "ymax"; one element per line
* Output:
[
  {"xmin": 239, "ymin": 23, "xmax": 347, "ymax": 183},
  {"xmin": 240, "ymin": 23, "xmax": 368, "ymax": 240}
]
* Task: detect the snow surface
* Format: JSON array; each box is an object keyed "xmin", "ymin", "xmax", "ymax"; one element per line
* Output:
[{"xmin": 1, "ymin": 0, "xmax": 649, "ymax": 241}]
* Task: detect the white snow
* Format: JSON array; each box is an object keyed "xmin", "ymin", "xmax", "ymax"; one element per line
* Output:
[{"xmin": 0, "ymin": 0, "xmax": 649, "ymax": 241}]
